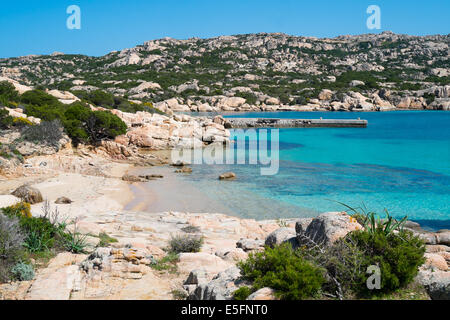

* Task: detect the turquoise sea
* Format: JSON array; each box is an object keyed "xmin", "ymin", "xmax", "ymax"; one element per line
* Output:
[{"xmin": 178, "ymin": 111, "xmax": 450, "ymax": 230}]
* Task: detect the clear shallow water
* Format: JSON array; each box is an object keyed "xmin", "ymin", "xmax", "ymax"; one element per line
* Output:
[{"xmin": 179, "ymin": 111, "xmax": 450, "ymax": 229}]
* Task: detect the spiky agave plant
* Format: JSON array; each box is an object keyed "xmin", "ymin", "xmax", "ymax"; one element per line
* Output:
[{"xmin": 336, "ymin": 201, "xmax": 408, "ymax": 236}]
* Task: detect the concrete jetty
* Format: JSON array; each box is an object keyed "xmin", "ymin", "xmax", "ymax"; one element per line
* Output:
[{"xmin": 227, "ymin": 118, "xmax": 368, "ymax": 128}]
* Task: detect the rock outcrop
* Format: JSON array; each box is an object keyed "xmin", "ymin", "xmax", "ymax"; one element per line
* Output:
[
  {"xmin": 296, "ymin": 211, "xmax": 362, "ymax": 245},
  {"xmin": 11, "ymin": 185, "xmax": 43, "ymax": 204}
]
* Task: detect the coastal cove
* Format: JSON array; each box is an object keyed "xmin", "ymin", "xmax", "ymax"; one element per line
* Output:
[{"xmin": 129, "ymin": 110, "xmax": 450, "ymax": 230}]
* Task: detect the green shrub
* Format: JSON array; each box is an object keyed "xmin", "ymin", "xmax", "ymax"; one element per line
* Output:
[
  {"xmin": 340, "ymin": 203, "xmax": 408, "ymax": 236},
  {"xmin": 233, "ymin": 286, "xmax": 253, "ymax": 300},
  {"xmin": 59, "ymin": 225, "xmax": 88, "ymax": 254},
  {"xmin": 0, "ymin": 214, "xmax": 27, "ymax": 282},
  {"xmin": 181, "ymin": 225, "xmax": 201, "ymax": 233},
  {"xmin": 24, "ymin": 104, "xmax": 65, "ymax": 121},
  {"xmin": 0, "ymin": 81, "xmax": 19, "ymax": 103},
  {"xmin": 1, "ymin": 202, "xmax": 32, "ymax": 218},
  {"xmin": 150, "ymin": 252, "xmax": 179, "ymax": 273},
  {"xmin": 169, "ymin": 234, "xmax": 203, "ymax": 254},
  {"xmin": 0, "ymin": 107, "xmax": 13, "ymax": 129},
  {"xmin": 0, "ymin": 214, "xmax": 25, "ymax": 259},
  {"xmin": 63, "ymin": 104, "xmax": 127, "ymax": 144},
  {"xmin": 22, "ymin": 119, "xmax": 64, "ymax": 146},
  {"xmin": 11, "ymin": 262, "xmax": 35, "ymax": 281},
  {"xmin": 73, "ymin": 90, "xmax": 114, "ymax": 108},
  {"xmin": 171, "ymin": 289, "xmax": 188, "ymax": 300},
  {"xmin": 300, "ymin": 236, "xmax": 366, "ymax": 299},
  {"xmin": 347, "ymin": 228, "xmax": 425, "ymax": 296},
  {"xmin": 22, "ymin": 218, "xmax": 63, "ymax": 252},
  {"xmin": 2, "ymin": 205, "xmax": 64, "ymax": 253},
  {"xmin": 21, "ymin": 90, "xmax": 59, "ymax": 107},
  {"xmin": 86, "ymin": 110, "xmax": 127, "ymax": 142},
  {"xmin": 238, "ymin": 243, "xmax": 325, "ymax": 300}
]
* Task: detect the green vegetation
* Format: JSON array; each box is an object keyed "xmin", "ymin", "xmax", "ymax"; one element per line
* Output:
[
  {"xmin": 19, "ymin": 93, "xmax": 128, "ymax": 145},
  {"xmin": 347, "ymin": 228, "xmax": 425, "ymax": 297},
  {"xmin": 63, "ymin": 104, "xmax": 127, "ymax": 144},
  {"xmin": 59, "ymin": 228, "xmax": 88, "ymax": 254},
  {"xmin": 0, "ymin": 213, "xmax": 29, "ymax": 282},
  {"xmin": 238, "ymin": 243, "xmax": 325, "ymax": 300},
  {"xmin": 180, "ymin": 225, "xmax": 201, "ymax": 234},
  {"xmin": 22, "ymin": 119, "xmax": 64, "ymax": 146},
  {"xmin": 150, "ymin": 252, "xmax": 179, "ymax": 273},
  {"xmin": 232, "ymin": 286, "xmax": 253, "ymax": 300},
  {"xmin": 97, "ymin": 232, "xmax": 118, "ymax": 247},
  {"xmin": 0, "ymin": 107, "xmax": 14, "ymax": 129},
  {"xmin": 0, "ymin": 81, "xmax": 19, "ymax": 106},
  {"xmin": 11, "ymin": 261, "xmax": 35, "ymax": 281},
  {"xmin": 0, "ymin": 201, "xmax": 92, "ymax": 283},
  {"xmin": 168, "ymin": 234, "xmax": 204, "ymax": 254},
  {"xmin": 171, "ymin": 289, "xmax": 188, "ymax": 300},
  {"xmin": 72, "ymin": 90, "xmax": 164, "ymax": 114},
  {"xmin": 0, "ymin": 85, "xmax": 162, "ymax": 147},
  {"xmin": 238, "ymin": 206, "xmax": 426, "ymax": 300}
]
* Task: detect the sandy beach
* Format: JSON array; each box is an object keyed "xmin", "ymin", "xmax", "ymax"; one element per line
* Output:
[{"xmin": 125, "ymin": 165, "xmax": 233, "ymax": 215}]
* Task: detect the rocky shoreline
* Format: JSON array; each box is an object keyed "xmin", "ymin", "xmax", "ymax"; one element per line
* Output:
[
  {"xmin": 0, "ymin": 149, "xmax": 449, "ymax": 300},
  {"xmin": 0, "ymin": 84, "xmax": 449, "ymax": 300}
]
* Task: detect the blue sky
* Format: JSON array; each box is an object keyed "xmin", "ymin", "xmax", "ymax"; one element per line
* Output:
[{"xmin": 0, "ymin": 0, "xmax": 448, "ymax": 58}]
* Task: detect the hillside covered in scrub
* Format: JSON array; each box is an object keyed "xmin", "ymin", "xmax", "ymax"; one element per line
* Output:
[{"xmin": 0, "ymin": 32, "xmax": 448, "ymax": 113}]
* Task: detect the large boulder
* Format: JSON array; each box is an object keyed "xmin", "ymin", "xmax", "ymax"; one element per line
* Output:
[
  {"xmin": 11, "ymin": 185, "xmax": 43, "ymax": 204},
  {"xmin": 424, "ymin": 253, "xmax": 448, "ymax": 271},
  {"xmin": 55, "ymin": 197, "xmax": 73, "ymax": 204},
  {"xmin": 265, "ymin": 228, "xmax": 296, "ymax": 248},
  {"xmin": 426, "ymin": 277, "xmax": 450, "ymax": 300},
  {"xmin": 437, "ymin": 231, "xmax": 450, "ymax": 246},
  {"xmin": 178, "ymin": 252, "xmax": 233, "ymax": 276},
  {"xmin": 318, "ymin": 89, "xmax": 333, "ymax": 101},
  {"xmin": 236, "ymin": 239, "xmax": 265, "ymax": 252},
  {"xmin": 297, "ymin": 212, "xmax": 362, "ymax": 245},
  {"xmin": 219, "ymin": 172, "xmax": 236, "ymax": 180},
  {"xmin": 247, "ymin": 287, "xmax": 277, "ymax": 300},
  {"xmin": 417, "ymin": 270, "xmax": 450, "ymax": 300},
  {"xmin": 188, "ymin": 266, "xmax": 245, "ymax": 300}
]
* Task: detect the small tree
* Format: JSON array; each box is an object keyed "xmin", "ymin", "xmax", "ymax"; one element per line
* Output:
[
  {"xmin": 0, "ymin": 107, "xmax": 13, "ymax": 129},
  {"xmin": 63, "ymin": 104, "xmax": 127, "ymax": 144},
  {"xmin": 0, "ymin": 81, "xmax": 19, "ymax": 103},
  {"xmin": 85, "ymin": 110, "xmax": 127, "ymax": 143}
]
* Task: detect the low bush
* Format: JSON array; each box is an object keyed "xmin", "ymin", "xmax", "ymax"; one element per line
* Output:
[
  {"xmin": 1, "ymin": 202, "xmax": 31, "ymax": 218},
  {"xmin": 346, "ymin": 228, "xmax": 425, "ymax": 296},
  {"xmin": 21, "ymin": 90, "xmax": 59, "ymax": 107},
  {"xmin": 97, "ymin": 232, "xmax": 118, "ymax": 247},
  {"xmin": 0, "ymin": 81, "xmax": 19, "ymax": 103},
  {"xmin": 150, "ymin": 252, "xmax": 179, "ymax": 273},
  {"xmin": 0, "ymin": 214, "xmax": 25, "ymax": 259},
  {"xmin": 2, "ymin": 202, "xmax": 65, "ymax": 253},
  {"xmin": 300, "ymin": 236, "xmax": 366, "ymax": 299},
  {"xmin": 0, "ymin": 214, "xmax": 27, "ymax": 282},
  {"xmin": 233, "ymin": 286, "xmax": 253, "ymax": 300},
  {"xmin": 181, "ymin": 225, "xmax": 201, "ymax": 234},
  {"xmin": 11, "ymin": 262, "xmax": 35, "ymax": 281},
  {"xmin": 60, "ymin": 228, "xmax": 88, "ymax": 254},
  {"xmin": 12, "ymin": 117, "xmax": 33, "ymax": 128},
  {"xmin": 168, "ymin": 234, "xmax": 204, "ymax": 254},
  {"xmin": 0, "ymin": 107, "xmax": 13, "ymax": 129},
  {"xmin": 238, "ymin": 243, "xmax": 325, "ymax": 300},
  {"xmin": 22, "ymin": 119, "xmax": 64, "ymax": 146},
  {"xmin": 63, "ymin": 104, "xmax": 127, "ymax": 144}
]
